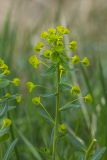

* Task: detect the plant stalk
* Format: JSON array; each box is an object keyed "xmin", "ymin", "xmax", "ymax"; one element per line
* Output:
[
  {"xmin": 85, "ymin": 139, "xmax": 96, "ymax": 160},
  {"xmin": 52, "ymin": 64, "xmax": 60, "ymax": 160}
]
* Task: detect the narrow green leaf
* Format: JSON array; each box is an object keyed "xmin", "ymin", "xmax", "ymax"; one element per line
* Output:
[
  {"xmin": 99, "ymin": 59, "xmax": 107, "ymax": 105},
  {"xmin": 60, "ymin": 103, "xmax": 80, "ymax": 111},
  {"xmin": 91, "ymin": 147, "xmax": 106, "ymax": 160},
  {"xmin": 3, "ymin": 139, "xmax": 18, "ymax": 160},
  {"xmin": 17, "ymin": 129, "xmax": 42, "ymax": 160},
  {"xmin": 0, "ymin": 105, "xmax": 8, "ymax": 118},
  {"xmin": 68, "ymin": 127, "xmax": 86, "ymax": 151},
  {"xmin": 40, "ymin": 93, "xmax": 56, "ymax": 98}
]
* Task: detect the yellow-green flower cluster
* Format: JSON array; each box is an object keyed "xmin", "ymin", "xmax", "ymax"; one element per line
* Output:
[
  {"xmin": 5, "ymin": 93, "xmax": 11, "ymax": 98},
  {"xmin": 57, "ymin": 26, "xmax": 70, "ymax": 34},
  {"xmin": 71, "ymin": 55, "xmax": 80, "ymax": 64},
  {"xmin": 41, "ymin": 31, "xmax": 48, "ymax": 38},
  {"xmin": 37, "ymin": 26, "xmax": 70, "ymax": 61},
  {"xmin": 2, "ymin": 118, "xmax": 12, "ymax": 128},
  {"xmin": 58, "ymin": 123, "xmax": 67, "ymax": 135},
  {"xmin": 82, "ymin": 57, "xmax": 90, "ymax": 66},
  {"xmin": 48, "ymin": 26, "xmax": 67, "ymax": 41},
  {"xmin": 71, "ymin": 55, "xmax": 90, "ymax": 66},
  {"xmin": 71, "ymin": 86, "xmax": 80, "ymax": 95},
  {"xmin": 34, "ymin": 42, "xmax": 44, "ymax": 52},
  {"xmin": 29, "ymin": 55, "xmax": 40, "ymax": 68},
  {"xmin": 16, "ymin": 95, "xmax": 22, "ymax": 103},
  {"xmin": 29, "ymin": 26, "xmax": 91, "ymax": 71},
  {"xmin": 69, "ymin": 41, "xmax": 77, "ymax": 51},
  {"xmin": 32, "ymin": 96, "xmax": 41, "ymax": 105},
  {"xmin": 0, "ymin": 58, "xmax": 10, "ymax": 75},
  {"xmin": 26, "ymin": 81, "xmax": 36, "ymax": 93},
  {"xmin": 84, "ymin": 94, "xmax": 93, "ymax": 103},
  {"xmin": 43, "ymin": 50, "xmax": 52, "ymax": 59},
  {"xmin": 45, "ymin": 28, "xmax": 64, "ymax": 45},
  {"xmin": 12, "ymin": 78, "xmax": 20, "ymax": 86},
  {"xmin": 28, "ymin": 26, "xmax": 68, "ymax": 70},
  {"xmin": 48, "ymin": 28, "xmax": 56, "ymax": 34},
  {"xmin": 41, "ymin": 26, "xmax": 69, "ymax": 41}
]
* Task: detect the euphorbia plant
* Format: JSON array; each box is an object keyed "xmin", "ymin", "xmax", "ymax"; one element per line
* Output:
[
  {"xmin": 27, "ymin": 26, "xmax": 105, "ymax": 160},
  {"xmin": 0, "ymin": 58, "xmax": 22, "ymax": 159}
]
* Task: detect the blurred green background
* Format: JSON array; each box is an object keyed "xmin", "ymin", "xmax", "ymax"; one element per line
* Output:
[{"xmin": 0, "ymin": 0, "xmax": 107, "ymax": 159}]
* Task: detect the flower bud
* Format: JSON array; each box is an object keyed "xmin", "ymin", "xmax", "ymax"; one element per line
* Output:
[
  {"xmin": 43, "ymin": 50, "xmax": 52, "ymax": 59},
  {"xmin": 84, "ymin": 94, "xmax": 93, "ymax": 103},
  {"xmin": 29, "ymin": 55, "xmax": 40, "ymax": 69},
  {"xmin": 5, "ymin": 93, "xmax": 11, "ymax": 98},
  {"xmin": 12, "ymin": 78, "xmax": 20, "ymax": 86},
  {"xmin": 71, "ymin": 86, "xmax": 80, "ymax": 95},
  {"xmin": 69, "ymin": 41, "xmax": 77, "ymax": 51},
  {"xmin": 58, "ymin": 123, "xmax": 67, "ymax": 135},
  {"xmin": 41, "ymin": 31, "xmax": 48, "ymax": 38},
  {"xmin": 2, "ymin": 118, "xmax": 12, "ymax": 128},
  {"xmin": 82, "ymin": 57, "xmax": 90, "ymax": 66},
  {"xmin": 32, "ymin": 97, "xmax": 41, "ymax": 105},
  {"xmin": 34, "ymin": 42, "xmax": 44, "ymax": 52},
  {"xmin": 57, "ymin": 25, "xmax": 70, "ymax": 34},
  {"xmin": 16, "ymin": 95, "xmax": 22, "ymax": 103},
  {"xmin": 71, "ymin": 55, "xmax": 80, "ymax": 64},
  {"xmin": 48, "ymin": 28, "xmax": 56, "ymax": 34},
  {"xmin": 26, "ymin": 81, "xmax": 36, "ymax": 93}
]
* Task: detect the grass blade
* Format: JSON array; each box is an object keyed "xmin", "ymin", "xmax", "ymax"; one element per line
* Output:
[{"xmin": 3, "ymin": 139, "xmax": 18, "ymax": 160}]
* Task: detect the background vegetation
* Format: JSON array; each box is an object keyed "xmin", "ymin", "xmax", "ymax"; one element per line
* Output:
[{"xmin": 0, "ymin": 0, "xmax": 107, "ymax": 159}]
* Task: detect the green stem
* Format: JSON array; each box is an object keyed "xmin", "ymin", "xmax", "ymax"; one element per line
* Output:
[
  {"xmin": 85, "ymin": 139, "xmax": 96, "ymax": 160},
  {"xmin": 40, "ymin": 61, "xmax": 49, "ymax": 68},
  {"xmin": 52, "ymin": 64, "xmax": 61, "ymax": 160}
]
